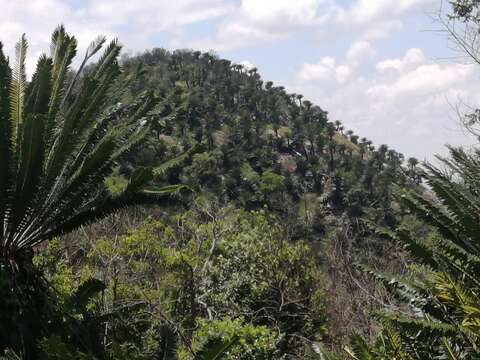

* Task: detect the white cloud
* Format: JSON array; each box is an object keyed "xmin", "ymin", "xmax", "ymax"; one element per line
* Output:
[
  {"xmin": 0, "ymin": 0, "xmax": 232, "ymax": 74},
  {"xmin": 333, "ymin": 0, "xmax": 436, "ymax": 40},
  {"xmin": 361, "ymin": 20, "xmax": 404, "ymax": 40},
  {"xmin": 292, "ymin": 47, "xmax": 479, "ymax": 160},
  {"xmin": 336, "ymin": 0, "xmax": 435, "ymax": 25},
  {"xmin": 369, "ymin": 58, "xmax": 474, "ymax": 99},
  {"xmin": 85, "ymin": 0, "xmax": 231, "ymax": 31},
  {"xmin": 188, "ymin": 0, "xmax": 333, "ymax": 51},
  {"xmin": 299, "ymin": 41, "xmax": 374, "ymax": 85},
  {"xmin": 241, "ymin": 0, "xmax": 323, "ymax": 29},
  {"xmin": 188, "ymin": 0, "xmax": 439, "ymax": 52},
  {"xmin": 193, "ymin": 19, "xmax": 283, "ymax": 51},
  {"xmin": 376, "ymin": 48, "xmax": 425, "ymax": 72},
  {"xmin": 299, "ymin": 57, "xmax": 352, "ymax": 84},
  {"xmin": 347, "ymin": 41, "xmax": 376, "ymax": 63}
]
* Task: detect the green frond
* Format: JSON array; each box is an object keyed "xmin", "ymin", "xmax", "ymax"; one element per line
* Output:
[
  {"xmin": 9, "ymin": 34, "xmax": 27, "ymax": 131},
  {"xmin": 110, "ymin": 122, "xmax": 151, "ymax": 161},
  {"xmin": 400, "ymin": 191, "xmax": 468, "ymax": 251},
  {"xmin": 43, "ymin": 60, "xmax": 119, "ymax": 189},
  {"xmin": 40, "ymin": 190, "xmax": 178, "ymax": 242},
  {"xmin": 375, "ymin": 226, "xmax": 437, "ymax": 268},
  {"xmin": 0, "ymin": 42, "xmax": 12, "ymax": 242},
  {"xmin": 93, "ymin": 39, "xmax": 121, "ymax": 81},
  {"xmin": 123, "ymin": 167, "xmax": 154, "ymax": 194},
  {"xmin": 432, "ymin": 237, "xmax": 480, "ymax": 287},
  {"xmin": 62, "ymin": 35, "xmax": 106, "ymax": 103},
  {"xmin": 142, "ymin": 184, "xmax": 190, "ymax": 196},
  {"xmin": 158, "ymin": 325, "xmax": 178, "ymax": 360},
  {"xmin": 441, "ymin": 338, "xmax": 461, "ymax": 360},
  {"xmin": 8, "ymin": 113, "xmax": 46, "ymax": 246},
  {"xmin": 396, "ymin": 229, "xmax": 438, "ymax": 268},
  {"xmin": 434, "ymin": 146, "xmax": 480, "ymax": 191},
  {"xmin": 358, "ymin": 264, "xmax": 427, "ymax": 310},
  {"xmin": 368, "ymin": 144, "xmax": 480, "ymax": 358},
  {"xmin": 344, "ymin": 333, "xmax": 375, "ymax": 360},
  {"xmin": 46, "ymin": 25, "xmax": 77, "ymax": 145},
  {"xmin": 0, "ymin": 27, "xmax": 184, "ymax": 257},
  {"xmin": 68, "ymin": 278, "xmax": 106, "ymax": 310},
  {"xmin": 423, "ymin": 162, "xmax": 480, "ymax": 250},
  {"xmin": 24, "ymin": 55, "xmax": 53, "ymax": 117},
  {"xmin": 194, "ymin": 336, "xmax": 238, "ymax": 360},
  {"xmin": 376, "ymin": 311, "xmax": 462, "ymax": 339},
  {"xmin": 0, "ymin": 349, "xmax": 22, "ymax": 360},
  {"xmin": 153, "ymin": 143, "xmax": 204, "ymax": 178}
]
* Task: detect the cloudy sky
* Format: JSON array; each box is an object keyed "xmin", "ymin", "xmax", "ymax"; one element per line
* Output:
[{"xmin": 1, "ymin": 0, "xmax": 478, "ymax": 160}]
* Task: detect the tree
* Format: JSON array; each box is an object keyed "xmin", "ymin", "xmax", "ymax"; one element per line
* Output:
[
  {"xmin": 0, "ymin": 27, "xmax": 183, "ymax": 269},
  {"xmin": 439, "ymin": 1, "xmax": 480, "ymax": 136},
  {"xmin": 0, "ymin": 27, "xmax": 240, "ymax": 360},
  {"xmin": 446, "ymin": 0, "xmax": 480, "ymax": 65}
]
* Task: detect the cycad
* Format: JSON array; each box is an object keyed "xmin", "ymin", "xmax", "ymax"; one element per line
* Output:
[
  {"xmin": 0, "ymin": 26, "xmax": 182, "ymax": 268},
  {"xmin": 358, "ymin": 145, "xmax": 480, "ymax": 358}
]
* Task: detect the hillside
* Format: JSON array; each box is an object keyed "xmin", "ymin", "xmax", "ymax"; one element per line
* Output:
[
  {"xmin": 4, "ymin": 25, "xmax": 476, "ymax": 359},
  {"xmin": 111, "ymin": 49, "xmax": 421, "ymax": 229},
  {"xmin": 87, "ymin": 49, "xmax": 424, "ymax": 349}
]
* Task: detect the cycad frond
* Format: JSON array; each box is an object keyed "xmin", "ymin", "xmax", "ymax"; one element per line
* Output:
[
  {"xmin": 361, "ymin": 145, "xmax": 480, "ymax": 358},
  {"xmin": 48, "ymin": 24, "xmax": 77, "ymax": 123},
  {"xmin": 0, "ymin": 28, "xmax": 183, "ymax": 262},
  {"xmin": 194, "ymin": 336, "xmax": 238, "ymax": 360},
  {"xmin": 10, "ymin": 34, "xmax": 27, "ymax": 131},
  {"xmin": 0, "ymin": 42, "xmax": 12, "ymax": 242},
  {"xmin": 344, "ymin": 333, "xmax": 375, "ymax": 360}
]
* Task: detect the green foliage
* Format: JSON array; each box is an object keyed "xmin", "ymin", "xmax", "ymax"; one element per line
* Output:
[
  {"xmin": 259, "ymin": 170, "xmax": 284, "ymax": 194},
  {"xmin": 183, "ymin": 318, "xmax": 278, "ymax": 360},
  {"xmin": 0, "ymin": 27, "xmax": 185, "ymax": 267},
  {"xmin": 0, "ymin": 254, "xmax": 109, "ymax": 359},
  {"xmin": 199, "ymin": 209, "xmax": 328, "ymax": 351},
  {"xmin": 39, "ymin": 336, "xmax": 95, "ymax": 360},
  {"xmin": 115, "ymin": 48, "xmax": 409, "ymax": 229},
  {"xmin": 39, "ymin": 207, "xmax": 327, "ymax": 358},
  {"xmin": 0, "ymin": 26, "xmax": 209, "ymax": 360},
  {"xmin": 355, "ymin": 145, "xmax": 480, "ymax": 358},
  {"xmin": 0, "ymin": 23, "xmax": 430, "ymax": 360}
]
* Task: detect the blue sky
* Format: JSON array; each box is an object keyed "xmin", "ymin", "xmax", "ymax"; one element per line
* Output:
[{"xmin": 0, "ymin": 0, "xmax": 478, "ymax": 160}]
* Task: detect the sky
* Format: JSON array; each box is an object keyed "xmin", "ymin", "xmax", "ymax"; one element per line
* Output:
[{"xmin": 0, "ymin": 0, "xmax": 478, "ymax": 160}]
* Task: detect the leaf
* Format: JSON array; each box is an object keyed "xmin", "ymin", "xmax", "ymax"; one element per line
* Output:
[
  {"xmin": 10, "ymin": 34, "xmax": 27, "ymax": 130},
  {"xmin": 153, "ymin": 143, "xmax": 204, "ymax": 178},
  {"xmin": 194, "ymin": 336, "xmax": 238, "ymax": 360},
  {"xmin": 69, "ymin": 278, "xmax": 106, "ymax": 310},
  {"xmin": 344, "ymin": 333, "xmax": 374, "ymax": 360},
  {"xmin": 0, "ymin": 349, "xmax": 22, "ymax": 360},
  {"xmin": 7, "ymin": 113, "xmax": 47, "ymax": 251},
  {"xmin": 158, "ymin": 325, "xmax": 178, "ymax": 360},
  {"xmin": 0, "ymin": 42, "xmax": 13, "ymax": 243}
]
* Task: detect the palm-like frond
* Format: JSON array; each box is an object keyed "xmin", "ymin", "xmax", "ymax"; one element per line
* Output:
[
  {"xmin": 0, "ymin": 42, "xmax": 12, "ymax": 243},
  {"xmin": 194, "ymin": 336, "xmax": 238, "ymax": 360},
  {"xmin": 0, "ymin": 349, "xmax": 22, "ymax": 360},
  {"xmin": 0, "ymin": 27, "xmax": 183, "ymax": 262},
  {"xmin": 10, "ymin": 34, "xmax": 27, "ymax": 130},
  {"xmin": 359, "ymin": 145, "xmax": 480, "ymax": 358}
]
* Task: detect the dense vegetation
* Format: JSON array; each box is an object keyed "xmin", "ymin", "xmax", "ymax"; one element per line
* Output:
[{"xmin": 1, "ymin": 1, "xmax": 479, "ymax": 359}]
